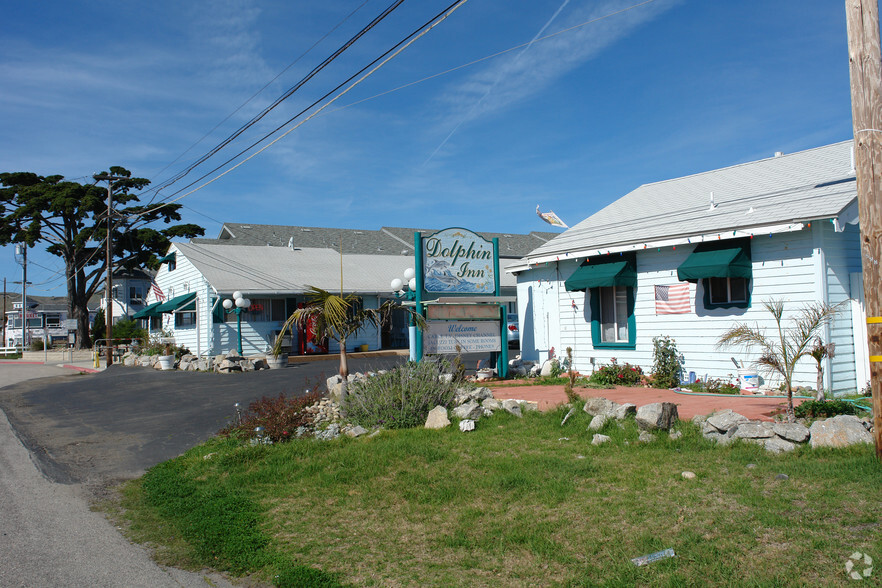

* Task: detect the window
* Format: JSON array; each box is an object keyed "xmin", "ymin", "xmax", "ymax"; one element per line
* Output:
[
  {"xmin": 271, "ymin": 299, "xmax": 286, "ymax": 322},
  {"xmin": 149, "ymin": 316, "xmax": 162, "ymax": 331},
  {"xmin": 45, "ymin": 314, "xmax": 61, "ymax": 327},
  {"xmin": 707, "ymin": 277, "xmax": 749, "ymax": 306},
  {"xmin": 599, "ymin": 285, "xmax": 630, "ymax": 343},
  {"xmin": 589, "ymin": 285, "xmax": 636, "ymax": 349},
  {"xmin": 129, "ymin": 286, "xmax": 144, "ymax": 304},
  {"xmin": 175, "ymin": 311, "xmax": 196, "ymax": 327}
]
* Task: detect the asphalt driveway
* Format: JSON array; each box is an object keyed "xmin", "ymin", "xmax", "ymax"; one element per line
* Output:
[{"xmin": 0, "ymin": 356, "xmax": 406, "ymax": 486}]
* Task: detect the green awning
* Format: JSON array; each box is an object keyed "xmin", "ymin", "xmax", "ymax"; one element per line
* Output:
[
  {"xmin": 132, "ymin": 302, "xmax": 163, "ymax": 319},
  {"xmin": 155, "ymin": 292, "xmax": 196, "ymax": 313},
  {"xmin": 157, "ymin": 252, "xmax": 176, "ymax": 264},
  {"xmin": 565, "ymin": 260, "xmax": 637, "ymax": 291},
  {"xmin": 677, "ymin": 244, "xmax": 752, "ymax": 282}
]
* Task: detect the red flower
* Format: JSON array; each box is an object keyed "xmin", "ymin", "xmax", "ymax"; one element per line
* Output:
[{"xmin": 617, "ymin": 373, "xmax": 623, "ymax": 378}]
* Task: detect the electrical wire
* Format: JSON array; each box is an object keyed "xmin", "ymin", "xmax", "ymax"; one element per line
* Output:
[
  {"xmin": 128, "ymin": 0, "xmax": 471, "ymax": 221},
  {"xmin": 145, "ymin": 0, "xmax": 406, "ymax": 201},
  {"xmin": 144, "ymin": 1, "xmax": 372, "ymax": 206}
]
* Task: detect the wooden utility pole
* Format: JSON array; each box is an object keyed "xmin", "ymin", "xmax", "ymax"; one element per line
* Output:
[
  {"xmin": 94, "ymin": 173, "xmax": 125, "ymax": 367},
  {"xmin": 846, "ymin": 0, "xmax": 882, "ymax": 460}
]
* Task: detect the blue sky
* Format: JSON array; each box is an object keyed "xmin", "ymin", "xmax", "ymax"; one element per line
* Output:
[{"xmin": 0, "ymin": 0, "xmax": 854, "ymax": 297}]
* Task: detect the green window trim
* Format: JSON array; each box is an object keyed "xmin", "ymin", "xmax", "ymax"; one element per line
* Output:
[{"xmin": 588, "ymin": 285, "xmax": 637, "ymax": 350}]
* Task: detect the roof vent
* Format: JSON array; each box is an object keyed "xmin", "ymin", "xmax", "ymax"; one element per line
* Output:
[
  {"xmin": 301, "ymin": 228, "xmax": 312, "ymax": 232},
  {"xmin": 774, "ymin": 151, "xmax": 783, "ymax": 157}
]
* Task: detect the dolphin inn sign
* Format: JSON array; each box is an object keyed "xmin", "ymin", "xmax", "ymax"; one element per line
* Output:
[{"xmin": 413, "ymin": 228, "xmax": 511, "ymax": 376}]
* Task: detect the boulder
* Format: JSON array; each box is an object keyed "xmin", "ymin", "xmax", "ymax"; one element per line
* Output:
[
  {"xmin": 614, "ymin": 403, "xmax": 637, "ymax": 420},
  {"xmin": 481, "ymin": 398, "xmax": 502, "ymax": 411},
  {"xmin": 459, "ymin": 419, "xmax": 475, "ymax": 432},
  {"xmin": 521, "ymin": 401, "xmax": 539, "ymax": 412},
  {"xmin": 730, "ymin": 423, "xmax": 774, "ymax": 440},
  {"xmin": 591, "ymin": 434, "xmax": 611, "ymax": 446},
  {"xmin": 583, "ymin": 397, "xmax": 619, "ymax": 418},
  {"xmin": 453, "ymin": 400, "xmax": 483, "ymax": 421},
  {"xmin": 425, "ymin": 406, "xmax": 451, "ymax": 429},
  {"xmin": 762, "ymin": 437, "xmax": 798, "ymax": 454},
  {"xmin": 346, "ymin": 425, "xmax": 368, "ymax": 438},
  {"xmin": 540, "ymin": 360, "xmax": 556, "ymax": 377},
  {"xmin": 669, "ymin": 430, "xmax": 683, "ymax": 440},
  {"xmin": 809, "ymin": 415, "xmax": 873, "ymax": 448},
  {"xmin": 588, "ymin": 414, "xmax": 608, "ymax": 431},
  {"xmin": 772, "ymin": 422, "xmax": 810, "ymax": 444},
  {"xmin": 705, "ymin": 410, "xmax": 750, "ymax": 433},
  {"xmin": 501, "ymin": 399, "xmax": 522, "ymax": 418},
  {"xmin": 636, "ymin": 402, "xmax": 678, "ymax": 431}
]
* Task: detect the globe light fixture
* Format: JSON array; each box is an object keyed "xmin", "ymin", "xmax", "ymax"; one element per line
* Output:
[
  {"xmin": 391, "ymin": 268, "xmax": 418, "ymax": 360},
  {"xmin": 224, "ymin": 292, "xmax": 252, "ymax": 354}
]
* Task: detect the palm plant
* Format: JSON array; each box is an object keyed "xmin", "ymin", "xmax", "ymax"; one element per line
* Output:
[
  {"xmin": 716, "ymin": 299, "xmax": 840, "ymax": 418},
  {"xmin": 273, "ymin": 286, "xmax": 425, "ymax": 379}
]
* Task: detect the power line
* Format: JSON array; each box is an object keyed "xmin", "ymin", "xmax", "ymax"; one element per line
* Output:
[
  {"xmin": 128, "ymin": 0, "xmax": 471, "ymax": 221},
  {"xmin": 144, "ymin": 1, "xmax": 372, "ymax": 207},
  {"xmin": 146, "ymin": 0, "xmax": 406, "ymax": 200}
]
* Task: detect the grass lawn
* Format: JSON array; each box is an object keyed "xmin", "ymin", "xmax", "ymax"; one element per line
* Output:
[{"xmin": 112, "ymin": 403, "xmax": 882, "ymax": 587}]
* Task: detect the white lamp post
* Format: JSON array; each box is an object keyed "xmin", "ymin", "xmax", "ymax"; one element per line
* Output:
[
  {"xmin": 223, "ymin": 291, "xmax": 251, "ymax": 354},
  {"xmin": 391, "ymin": 268, "xmax": 417, "ymax": 360}
]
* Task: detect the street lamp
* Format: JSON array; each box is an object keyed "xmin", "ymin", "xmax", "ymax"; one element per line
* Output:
[
  {"xmin": 391, "ymin": 268, "xmax": 417, "ymax": 360},
  {"xmin": 222, "ymin": 291, "xmax": 251, "ymax": 355}
]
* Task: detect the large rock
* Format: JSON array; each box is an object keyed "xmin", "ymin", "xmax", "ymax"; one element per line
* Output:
[
  {"xmin": 453, "ymin": 400, "xmax": 483, "ymax": 420},
  {"xmin": 583, "ymin": 397, "xmax": 619, "ymax": 418},
  {"xmin": 772, "ymin": 422, "xmax": 810, "ymax": 443},
  {"xmin": 501, "ymin": 399, "xmax": 523, "ymax": 418},
  {"xmin": 762, "ymin": 437, "xmax": 798, "ymax": 454},
  {"xmin": 614, "ymin": 403, "xmax": 637, "ymax": 420},
  {"xmin": 591, "ymin": 434, "xmax": 611, "ymax": 446},
  {"xmin": 459, "ymin": 419, "xmax": 475, "ymax": 432},
  {"xmin": 482, "ymin": 398, "xmax": 502, "ymax": 411},
  {"xmin": 540, "ymin": 359, "xmax": 556, "ymax": 377},
  {"xmin": 425, "ymin": 406, "xmax": 451, "ymax": 429},
  {"xmin": 636, "ymin": 402, "xmax": 678, "ymax": 431},
  {"xmin": 326, "ymin": 375, "xmax": 346, "ymax": 403},
  {"xmin": 809, "ymin": 415, "xmax": 874, "ymax": 448},
  {"xmin": 706, "ymin": 410, "xmax": 750, "ymax": 433},
  {"xmin": 588, "ymin": 414, "xmax": 608, "ymax": 431},
  {"xmin": 730, "ymin": 423, "xmax": 774, "ymax": 440}
]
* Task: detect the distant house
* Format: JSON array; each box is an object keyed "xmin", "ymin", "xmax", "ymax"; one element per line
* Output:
[
  {"xmin": 508, "ymin": 141, "xmax": 867, "ymax": 394},
  {"xmin": 98, "ymin": 268, "xmax": 155, "ymax": 324},
  {"xmin": 138, "ymin": 225, "xmax": 554, "ymax": 357},
  {"xmin": 4, "ymin": 295, "xmax": 99, "ymax": 348}
]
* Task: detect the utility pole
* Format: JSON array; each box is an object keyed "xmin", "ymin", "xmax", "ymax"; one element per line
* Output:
[
  {"xmin": 94, "ymin": 173, "xmax": 126, "ymax": 367},
  {"xmin": 2, "ymin": 277, "xmax": 6, "ymax": 347},
  {"xmin": 846, "ymin": 0, "xmax": 882, "ymax": 460},
  {"xmin": 14, "ymin": 245, "xmax": 27, "ymax": 350}
]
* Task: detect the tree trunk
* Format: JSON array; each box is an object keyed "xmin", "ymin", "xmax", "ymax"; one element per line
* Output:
[
  {"xmin": 786, "ymin": 384, "xmax": 796, "ymax": 421},
  {"xmin": 65, "ymin": 258, "xmax": 92, "ymax": 350},
  {"xmin": 816, "ymin": 364, "xmax": 826, "ymax": 402},
  {"xmin": 339, "ymin": 338, "xmax": 349, "ymax": 379}
]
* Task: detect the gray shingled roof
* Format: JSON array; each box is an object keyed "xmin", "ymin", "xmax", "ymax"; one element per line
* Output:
[
  {"xmin": 174, "ymin": 242, "xmax": 516, "ymax": 295},
  {"xmin": 526, "ymin": 141, "xmax": 857, "ymax": 260},
  {"xmin": 193, "ymin": 224, "xmax": 559, "ymax": 259}
]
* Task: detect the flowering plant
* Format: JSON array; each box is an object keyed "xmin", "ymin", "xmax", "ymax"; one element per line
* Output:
[{"xmin": 589, "ymin": 358, "xmax": 643, "ymax": 386}]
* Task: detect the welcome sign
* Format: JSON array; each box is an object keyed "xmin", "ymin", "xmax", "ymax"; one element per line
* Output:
[{"xmin": 422, "ymin": 228, "xmax": 495, "ymax": 294}]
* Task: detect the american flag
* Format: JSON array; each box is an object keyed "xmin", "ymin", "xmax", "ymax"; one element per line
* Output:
[
  {"xmin": 151, "ymin": 280, "xmax": 166, "ymax": 302},
  {"xmin": 655, "ymin": 284, "xmax": 690, "ymax": 314}
]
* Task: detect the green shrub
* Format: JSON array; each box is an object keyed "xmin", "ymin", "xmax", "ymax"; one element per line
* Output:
[
  {"xmin": 651, "ymin": 335, "xmax": 680, "ymax": 388},
  {"xmin": 589, "ymin": 358, "xmax": 643, "ymax": 386},
  {"xmin": 681, "ymin": 378, "xmax": 740, "ymax": 395},
  {"xmin": 345, "ymin": 360, "xmax": 463, "ymax": 429},
  {"xmin": 794, "ymin": 399, "xmax": 862, "ymax": 419},
  {"xmin": 29, "ymin": 338, "xmax": 47, "ymax": 351},
  {"xmin": 219, "ymin": 391, "xmax": 322, "ymax": 442}
]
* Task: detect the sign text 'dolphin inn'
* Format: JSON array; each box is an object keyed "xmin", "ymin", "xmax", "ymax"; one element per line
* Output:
[{"xmin": 422, "ymin": 228, "xmax": 495, "ymax": 294}]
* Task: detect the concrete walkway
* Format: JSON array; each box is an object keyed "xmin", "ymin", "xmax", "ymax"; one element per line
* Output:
[
  {"xmin": 490, "ymin": 383, "xmax": 804, "ymax": 421},
  {"xmin": 0, "ymin": 362, "xmax": 234, "ymax": 588}
]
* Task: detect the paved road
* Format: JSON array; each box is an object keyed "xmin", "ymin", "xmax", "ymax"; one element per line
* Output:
[
  {"xmin": 0, "ymin": 356, "xmax": 406, "ymax": 484},
  {"xmin": 0, "ymin": 356, "xmax": 405, "ymax": 587}
]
